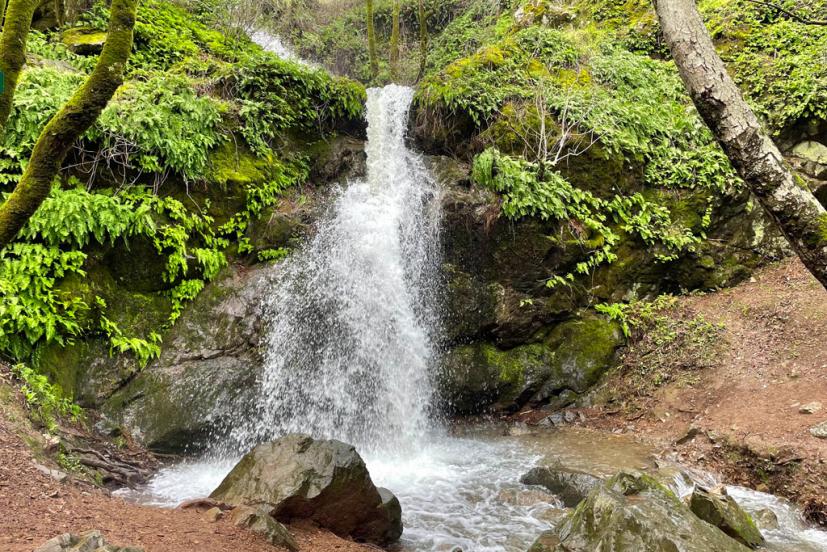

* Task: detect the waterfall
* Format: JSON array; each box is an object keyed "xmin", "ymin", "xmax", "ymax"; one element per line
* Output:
[{"xmin": 232, "ymin": 85, "xmax": 442, "ymax": 456}]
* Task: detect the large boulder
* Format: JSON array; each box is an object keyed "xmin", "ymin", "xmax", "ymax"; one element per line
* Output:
[
  {"xmin": 545, "ymin": 472, "xmax": 752, "ymax": 551},
  {"xmin": 689, "ymin": 487, "xmax": 764, "ymax": 548},
  {"xmin": 210, "ymin": 434, "xmax": 403, "ymax": 545},
  {"xmin": 439, "ymin": 313, "xmax": 624, "ymax": 413}
]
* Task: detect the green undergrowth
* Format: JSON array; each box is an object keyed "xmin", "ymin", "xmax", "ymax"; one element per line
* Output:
[
  {"xmin": 0, "ymin": 0, "xmax": 365, "ymax": 400},
  {"xmin": 416, "ymin": 0, "xmax": 822, "ymax": 288}
]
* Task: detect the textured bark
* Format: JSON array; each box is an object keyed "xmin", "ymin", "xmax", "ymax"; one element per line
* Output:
[
  {"xmin": 389, "ymin": 0, "xmax": 400, "ymax": 79},
  {"xmin": 0, "ymin": 0, "xmax": 137, "ymax": 248},
  {"xmin": 0, "ymin": 0, "xmax": 39, "ymax": 130},
  {"xmin": 654, "ymin": 0, "xmax": 827, "ymax": 290},
  {"xmin": 417, "ymin": 0, "xmax": 428, "ymax": 81},
  {"xmin": 366, "ymin": 0, "xmax": 378, "ymax": 78}
]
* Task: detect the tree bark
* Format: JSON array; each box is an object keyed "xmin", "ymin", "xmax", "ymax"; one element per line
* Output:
[
  {"xmin": 417, "ymin": 0, "xmax": 428, "ymax": 81},
  {"xmin": 0, "ymin": 0, "xmax": 39, "ymax": 130},
  {"xmin": 366, "ymin": 0, "xmax": 378, "ymax": 78},
  {"xmin": 389, "ymin": 0, "xmax": 400, "ymax": 79},
  {"xmin": 0, "ymin": 0, "xmax": 137, "ymax": 249},
  {"xmin": 654, "ymin": 0, "xmax": 827, "ymax": 289}
]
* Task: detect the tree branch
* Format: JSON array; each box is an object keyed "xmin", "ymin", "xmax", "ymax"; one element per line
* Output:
[
  {"xmin": 0, "ymin": 0, "xmax": 39, "ymax": 130},
  {"xmin": 0, "ymin": 0, "xmax": 138, "ymax": 248},
  {"xmin": 744, "ymin": 0, "xmax": 827, "ymax": 26}
]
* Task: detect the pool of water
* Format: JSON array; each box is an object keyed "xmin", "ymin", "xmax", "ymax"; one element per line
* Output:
[{"xmin": 118, "ymin": 426, "xmax": 827, "ymax": 552}]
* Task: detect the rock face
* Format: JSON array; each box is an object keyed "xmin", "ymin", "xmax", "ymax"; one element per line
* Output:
[
  {"xmin": 546, "ymin": 472, "xmax": 752, "ymax": 551},
  {"xmin": 689, "ymin": 487, "xmax": 764, "ymax": 548},
  {"xmin": 210, "ymin": 434, "xmax": 403, "ymax": 545},
  {"xmin": 431, "ymin": 155, "xmax": 787, "ymax": 415},
  {"xmin": 34, "ymin": 531, "xmax": 143, "ymax": 552}
]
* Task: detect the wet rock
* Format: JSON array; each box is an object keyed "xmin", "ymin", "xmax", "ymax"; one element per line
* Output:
[
  {"xmin": 309, "ymin": 136, "xmax": 367, "ymax": 183},
  {"xmin": 548, "ymin": 472, "xmax": 752, "ymax": 551},
  {"xmin": 810, "ymin": 420, "xmax": 827, "ymax": 439},
  {"xmin": 34, "ymin": 531, "xmax": 143, "ymax": 552},
  {"xmin": 211, "ymin": 434, "xmax": 402, "ymax": 545},
  {"xmin": 439, "ymin": 314, "xmax": 623, "ymax": 414},
  {"xmin": 753, "ymin": 508, "xmax": 779, "ymax": 530},
  {"xmin": 799, "ymin": 401, "xmax": 823, "ymax": 414},
  {"xmin": 105, "ymin": 264, "xmax": 271, "ymax": 452},
  {"xmin": 228, "ymin": 506, "xmax": 299, "ymax": 551},
  {"xmin": 527, "ymin": 530, "xmax": 562, "ymax": 552},
  {"xmin": 520, "ymin": 465, "xmax": 601, "ymax": 507},
  {"xmin": 689, "ymin": 486, "xmax": 764, "ymax": 548}
]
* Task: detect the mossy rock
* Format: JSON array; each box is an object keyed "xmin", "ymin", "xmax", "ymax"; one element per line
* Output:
[
  {"xmin": 61, "ymin": 28, "xmax": 108, "ymax": 55},
  {"xmin": 439, "ymin": 313, "xmax": 623, "ymax": 413},
  {"xmin": 207, "ymin": 142, "xmax": 271, "ymax": 189},
  {"xmin": 689, "ymin": 487, "xmax": 764, "ymax": 548},
  {"xmin": 549, "ymin": 472, "xmax": 752, "ymax": 551}
]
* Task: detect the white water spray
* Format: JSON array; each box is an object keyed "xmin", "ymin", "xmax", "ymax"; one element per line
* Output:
[{"xmin": 232, "ymin": 85, "xmax": 442, "ymax": 456}]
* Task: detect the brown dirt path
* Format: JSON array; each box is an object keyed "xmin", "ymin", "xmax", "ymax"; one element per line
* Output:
[
  {"xmin": 0, "ymin": 375, "xmax": 372, "ymax": 552},
  {"xmin": 582, "ymin": 258, "xmax": 827, "ymax": 524}
]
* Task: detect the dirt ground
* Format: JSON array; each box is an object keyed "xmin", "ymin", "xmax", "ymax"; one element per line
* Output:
[
  {"xmin": 0, "ymin": 376, "xmax": 372, "ymax": 552},
  {"xmin": 580, "ymin": 258, "xmax": 827, "ymax": 524}
]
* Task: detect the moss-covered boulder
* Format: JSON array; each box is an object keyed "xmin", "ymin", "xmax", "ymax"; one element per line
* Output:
[
  {"xmin": 548, "ymin": 472, "xmax": 752, "ymax": 551},
  {"xmin": 105, "ymin": 264, "xmax": 272, "ymax": 452},
  {"xmin": 61, "ymin": 28, "xmax": 108, "ymax": 55},
  {"xmin": 689, "ymin": 487, "xmax": 764, "ymax": 548},
  {"xmin": 211, "ymin": 434, "xmax": 402, "ymax": 545},
  {"xmin": 439, "ymin": 313, "xmax": 623, "ymax": 413}
]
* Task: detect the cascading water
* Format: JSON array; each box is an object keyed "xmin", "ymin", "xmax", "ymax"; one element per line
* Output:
[
  {"xmin": 120, "ymin": 86, "xmax": 827, "ymax": 552},
  {"xmin": 231, "ymin": 84, "xmax": 442, "ymax": 456}
]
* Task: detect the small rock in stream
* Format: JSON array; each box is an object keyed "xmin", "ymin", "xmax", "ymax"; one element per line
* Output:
[{"xmin": 689, "ymin": 486, "xmax": 764, "ymax": 548}]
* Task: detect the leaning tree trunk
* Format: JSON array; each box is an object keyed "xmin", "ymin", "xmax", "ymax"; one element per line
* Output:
[
  {"xmin": 389, "ymin": 0, "xmax": 400, "ymax": 79},
  {"xmin": 0, "ymin": 0, "xmax": 137, "ymax": 248},
  {"xmin": 366, "ymin": 0, "xmax": 378, "ymax": 78},
  {"xmin": 0, "ymin": 0, "xmax": 40, "ymax": 130},
  {"xmin": 654, "ymin": 0, "xmax": 827, "ymax": 290}
]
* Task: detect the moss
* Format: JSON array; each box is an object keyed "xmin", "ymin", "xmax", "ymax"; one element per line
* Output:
[
  {"xmin": 818, "ymin": 212, "xmax": 827, "ymax": 246},
  {"xmin": 207, "ymin": 142, "xmax": 270, "ymax": 188},
  {"xmin": 61, "ymin": 28, "xmax": 108, "ymax": 55}
]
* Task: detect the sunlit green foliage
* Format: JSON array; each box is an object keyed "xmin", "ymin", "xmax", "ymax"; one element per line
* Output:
[{"xmin": 11, "ymin": 363, "xmax": 83, "ymax": 431}]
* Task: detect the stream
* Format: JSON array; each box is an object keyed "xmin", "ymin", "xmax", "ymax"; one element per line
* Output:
[{"xmin": 119, "ymin": 85, "xmax": 827, "ymax": 551}]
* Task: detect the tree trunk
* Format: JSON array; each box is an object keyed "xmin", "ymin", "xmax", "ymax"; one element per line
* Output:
[
  {"xmin": 0, "ymin": 0, "xmax": 137, "ymax": 249},
  {"xmin": 366, "ymin": 0, "xmax": 378, "ymax": 78},
  {"xmin": 417, "ymin": 0, "xmax": 427, "ymax": 81},
  {"xmin": 389, "ymin": 0, "xmax": 400, "ymax": 80},
  {"xmin": 0, "ymin": 0, "xmax": 40, "ymax": 130},
  {"xmin": 654, "ymin": 0, "xmax": 827, "ymax": 290}
]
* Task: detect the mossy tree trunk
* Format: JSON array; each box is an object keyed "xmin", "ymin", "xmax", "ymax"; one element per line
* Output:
[
  {"xmin": 366, "ymin": 0, "xmax": 378, "ymax": 78},
  {"xmin": 389, "ymin": 0, "xmax": 400, "ymax": 79},
  {"xmin": 0, "ymin": 0, "xmax": 40, "ymax": 130},
  {"xmin": 417, "ymin": 0, "xmax": 427, "ymax": 80},
  {"xmin": 0, "ymin": 0, "xmax": 138, "ymax": 249},
  {"xmin": 654, "ymin": 0, "xmax": 827, "ymax": 290}
]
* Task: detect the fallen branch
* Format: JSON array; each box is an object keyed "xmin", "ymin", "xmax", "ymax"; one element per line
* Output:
[{"xmin": 745, "ymin": 0, "xmax": 827, "ymax": 25}]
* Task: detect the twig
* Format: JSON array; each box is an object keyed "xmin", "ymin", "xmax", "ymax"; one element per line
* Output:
[{"xmin": 745, "ymin": 0, "xmax": 827, "ymax": 25}]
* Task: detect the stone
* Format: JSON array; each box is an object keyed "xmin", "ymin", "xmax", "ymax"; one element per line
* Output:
[
  {"xmin": 799, "ymin": 401, "xmax": 823, "ymax": 414},
  {"xmin": 810, "ymin": 420, "xmax": 827, "ymax": 439},
  {"xmin": 33, "ymin": 462, "xmax": 69, "ymax": 483},
  {"xmin": 689, "ymin": 486, "xmax": 764, "ymax": 548},
  {"xmin": 753, "ymin": 508, "xmax": 779, "ymax": 530},
  {"xmin": 548, "ymin": 472, "xmax": 752, "ymax": 551},
  {"xmin": 204, "ymin": 506, "xmax": 223, "ymax": 522},
  {"xmin": 211, "ymin": 434, "xmax": 402, "ymax": 545},
  {"xmin": 527, "ymin": 530, "xmax": 562, "ymax": 552},
  {"xmin": 791, "ymin": 141, "xmax": 827, "ymax": 179},
  {"xmin": 520, "ymin": 465, "xmax": 601, "ymax": 507},
  {"xmin": 61, "ymin": 28, "xmax": 107, "ymax": 55},
  {"xmin": 228, "ymin": 506, "xmax": 299, "ymax": 552},
  {"xmin": 34, "ymin": 531, "xmax": 143, "ymax": 552}
]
